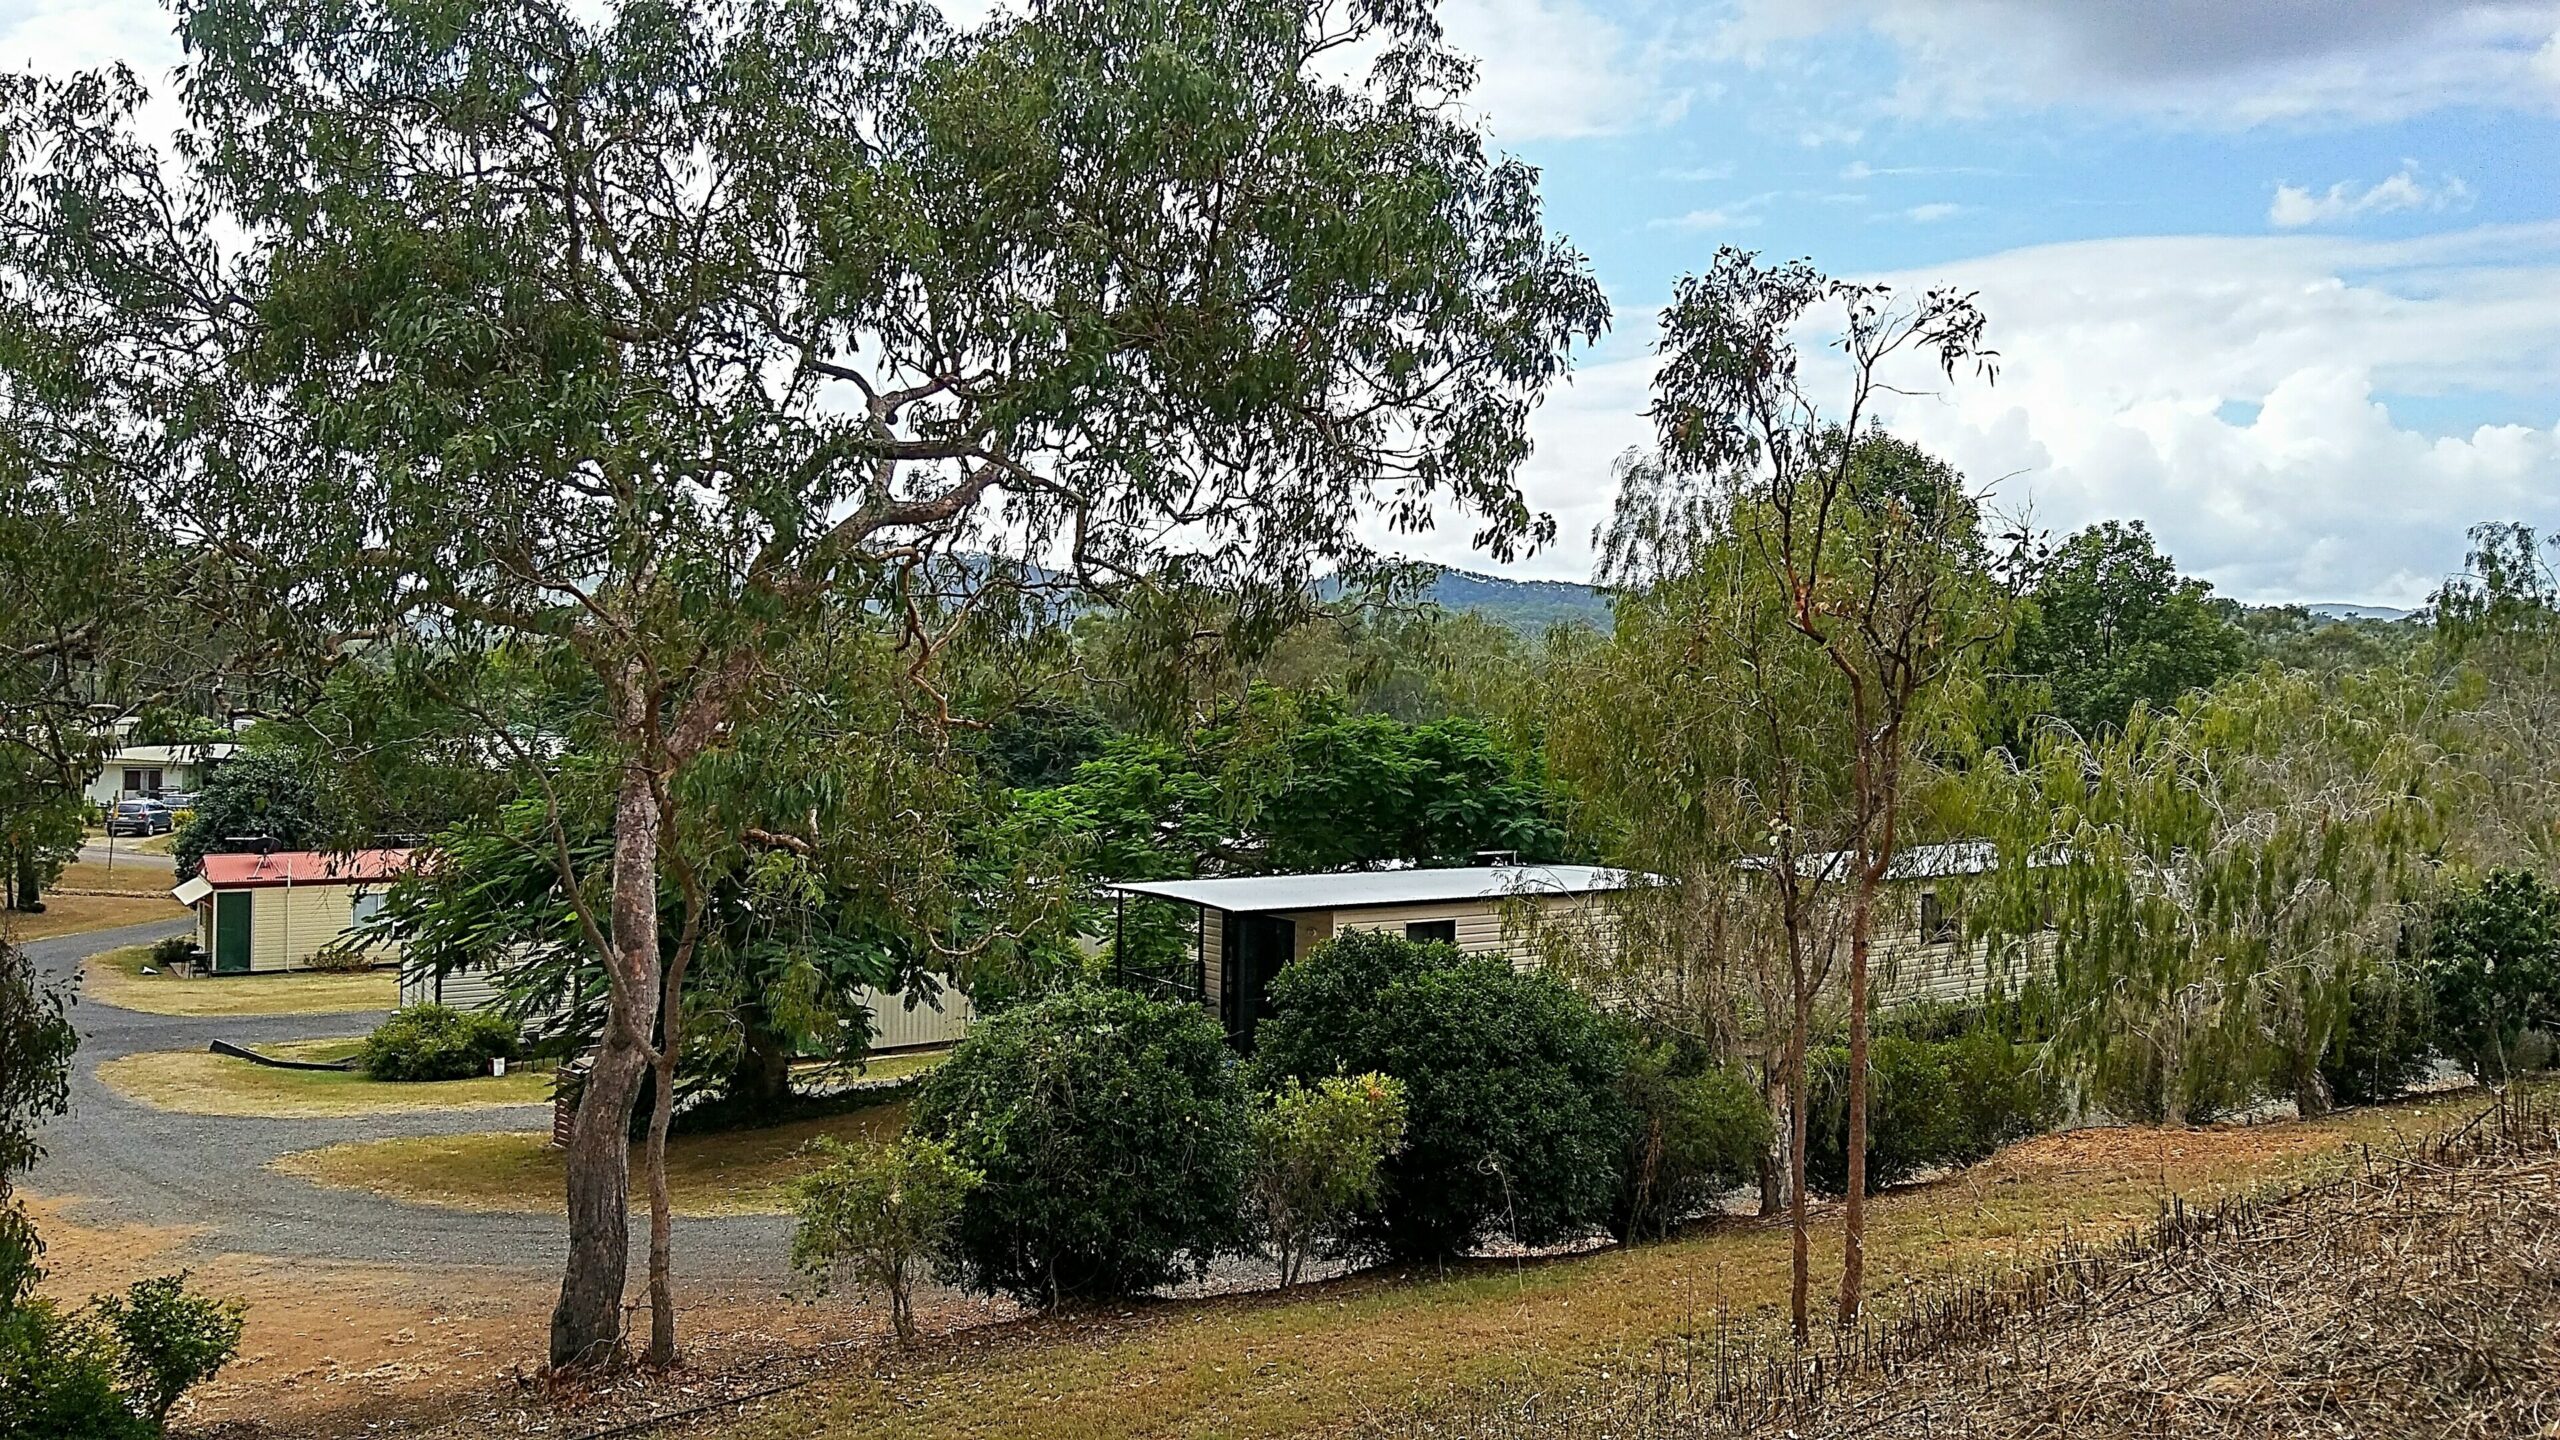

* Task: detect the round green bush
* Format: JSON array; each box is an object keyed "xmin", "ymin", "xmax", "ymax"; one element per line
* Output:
[
  {"xmin": 909, "ymin": 984, "xmax": 1250, "ymax": 1307},
  {"xmin": 1251, "ymin": 929, "xmax": 1633, "ymax": 1262},
  {"xmin": 360, "ymin": 1004, "xmax": 520, "ymax": 1082}
]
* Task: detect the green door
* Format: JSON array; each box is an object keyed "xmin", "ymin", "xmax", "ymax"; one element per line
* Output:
[{"xmin": 213, "ymin": 891, "xmax": 253, "ymax": 973}]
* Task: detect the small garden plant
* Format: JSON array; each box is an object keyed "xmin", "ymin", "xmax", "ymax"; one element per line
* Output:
[
  {"xmin": 1248, "ymin": 1073, "xmax": 1407, "ymax": 1286},
  {"xmin": 789, "ymin": 1135, "xmax": 979, "ymax": 1345}
]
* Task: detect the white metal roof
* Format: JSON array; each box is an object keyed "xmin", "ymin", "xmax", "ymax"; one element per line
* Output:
[
  {"xmin": 1103, "ymin": 864, "xmax": 1638, "ymax": 914},
  {"xmin": 104, "ymin": 743, "xmax": 241, "ymax": 766}
]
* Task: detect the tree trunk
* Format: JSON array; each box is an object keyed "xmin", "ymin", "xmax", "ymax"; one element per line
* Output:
[
  {"xmin": 1785, "ymin": 991, "xmax": 1813, "ymax": 1348},
  {"xmin": 549, "ymin": 765, "xmax": 663, "ymax": 1371},
  {"xmin": 1837, "ymin": 882, "xmax": 1871, "ymax": 1326},
  {"xmin": 730, "ymin": 1007, "xmax": 797, "ymax": 1113},
  {"xmin": 645, "ymin": 1034, "xmax": 678, "ymax": 1366}
]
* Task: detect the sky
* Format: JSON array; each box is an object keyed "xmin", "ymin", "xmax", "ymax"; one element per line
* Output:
[{"xmin": 8, "ymin": 0, "xmax": 2560, "ymax": 606}]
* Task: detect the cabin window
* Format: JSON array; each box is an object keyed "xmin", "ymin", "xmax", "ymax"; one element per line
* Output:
[
  {"xmin": 1405, "ymin": 919, "xmax": 1458, "ymax": 946},
  {"xmin": 350, "ymin": 889, "xmax": 388, "ymax": 930},
  {"xmin": 1919, "ymin": 890, "xmax": 1958, "ymax": 944}
]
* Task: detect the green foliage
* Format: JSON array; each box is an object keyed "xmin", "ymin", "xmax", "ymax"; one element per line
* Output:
[
  {"xmin": 1252, "ymin": 930, "xmax": 1632, "ymax": 1262},
  {"xmin": 0, "ymin": 1298, "xmax": 150, "ymax": 1440},
  {"xmin": 2007, "ymin": 521, "xmax": 2248, "ymax": 741},
  {"xmin": 1970, "ymin": 664, "xmax": 2441, "ymax": 1122},
  {"xmin": 1022, "ymin": 688, "xmax": 1570, "ymax": 891},
  {"xmin": 788, "ymin": 1135, "xmax": 980, "ymax": 1345},
  {"xmin": 1807, "ymin": 1030, "xmax": 2056, "ymax": 1196},
  {"xmin": 145, "ymin": 937, "xmax": 199, "ymax": 972},
  {"xmin": 2319, "ymin": 968, "xmax": 2436, "ymax": 1106},
  {"xmin": 2415, "ymin": 870, "xmax": 2560, "ymax": 1083},
  {"xmin": 911, "ymin": 986, "xmax": 1250, "ymax": 1306},
  {"xmin": 171, "ymin": 748, "xmax": 334, "ymax": 879},
  {"xmin": 1613, "ymin": 1040, "xmax": 1769, "ymax": 1241},
  {"xmin": 359, "ymin": 1005, "xmax": 520, "ymax": 1083},
  {"xmin": 91, "ymin": 1274, "xmax": 246, "ymax": 1425},
  {"xmin": 1248, "ymin": 1073, "xmax": 1408, "ymax": 1286}
]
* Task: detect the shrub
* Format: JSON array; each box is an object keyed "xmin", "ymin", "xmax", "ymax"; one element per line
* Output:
[
  {"xmin": 1614, "ymin": 1040, "xmax": 1769, "ymax": 1241},
  {"xmin": 302, "ymin": 944, "xmax": 377, "ymax": 974},
  {"xmin": 789, "ymin": 1135, "xmax": 979, "ymax": 1345},
  {"xmin": 145, "ymin": 937, "xmax": 199, "ymax": 973},
  {"xmin": 2320, "ymin": 969, "xmax": 2436, "ymax": 1106},
  {"xmin": 360, "ymin": 1004, "xmax": 519, "ymax": 1082},
  {"xmin": 1808, "ymin": 1028, "xmax": 2059, "ymax": 1196},
  {"xmin": 910, "ymin": 985, "xmax": 1249, "ymax": 1306},
  {"xmin": 0, "ymin": 1299, "xmax": 149, "ymax": 1440},
  {"xmin": 0, "ymin": 1272, "xmax": 240, "ymax": 1439},
  {"xmin": 2416, "ymin": 870, "xmax": 2560, "ymax": 1083},
  {"xmin": 92, "ymin": 1273, "xmax": 246, "ymax": 1426},
  {"xmin": 1252, "ymin": 930, "xmax": 1633, "ymax": 1262},
  {"xmin": 1249, "ymin": 1074, "xmax": 1407, "ymax": 1286}
]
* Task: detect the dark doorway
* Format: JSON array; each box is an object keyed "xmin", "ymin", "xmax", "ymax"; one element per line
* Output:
[
  {"xmin": 1220, "ymin": 912, "xmax": 1296, "ymax": 1048},
  {"xmin": 213, "ymin": 890, "xmax": 253, "ymax": 973}
]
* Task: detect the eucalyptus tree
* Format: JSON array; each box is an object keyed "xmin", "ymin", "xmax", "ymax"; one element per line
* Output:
[
  {"xmin": 1554, "ymin": 508, "xmax": 1857, "ymax": 1252},
  {"xmin": 1972, "ymin": 665, "xmax": 2439, "ymax": 1124},
  {"xmin": 0, "ymin": 71, "xmax": 250, "ymax": 912},
  {"xmin": 1607, "ymin": 247, "xmax": 2002, "ymax": 1330},
  {"xmin": 2429, "ymin": 522, "xmax": 2560, "ymax": 876},
  {"xmin": 14, "ymin": 0, "xmax": 1605, "ymax": 1367}
]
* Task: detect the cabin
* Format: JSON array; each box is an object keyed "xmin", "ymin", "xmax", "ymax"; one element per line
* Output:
[
  {"xmin": 169, "ymin": 848, "xmax": 412, "ymax": 973},
  {"xmin": 1101, "ymin": 864, "xmax": 1634, "ymax": 1044}
]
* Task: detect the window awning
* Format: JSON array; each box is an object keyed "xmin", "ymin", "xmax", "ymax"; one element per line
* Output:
[{"xmin": 170, "ymin": 876, "xmax": 213, "ymax": 908}]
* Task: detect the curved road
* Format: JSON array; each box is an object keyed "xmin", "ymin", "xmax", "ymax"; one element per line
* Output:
[{"xmin": 25, "ymin": 920, "xmax": 789, "ymax": 1276}]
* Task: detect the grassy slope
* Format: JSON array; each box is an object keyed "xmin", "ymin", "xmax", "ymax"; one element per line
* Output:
[
  {"xmin": 97, "ymin": 1037, "xmax": 554, "ymax": 1117},
  {"xmin": 272, "ymin": 1102, "xmax": 910, "ymax": 1217},
  {"xmin": 705, "ymin": 1094, "xmax": 2491, "ymax": 1440},
  {"xmin": 83, "ymin": 944, "xmax": 396, "ymax": 1016}
]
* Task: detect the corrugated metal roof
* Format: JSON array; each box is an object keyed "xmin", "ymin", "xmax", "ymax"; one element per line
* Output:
[
  {"xmin": 1102, "ymin": 864, "xmax": 1637, "ymax": 914},
  {"xmin": 198, "ymin": 848, "xmax": 415, "ymax": 889}
]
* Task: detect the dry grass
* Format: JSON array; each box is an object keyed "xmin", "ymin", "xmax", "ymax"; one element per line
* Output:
[
  {"xmin": 1377, "ymin": 1091, "xmax": 2560, "ymax": 1440},
  {"xmin": 1, "ymin": 891, "xmax": 187, "ymax": 942},
  {"xmin": 271, "ymin": 1102, "xmax": 911, "ymax": 1218},
  {"xmin": 55, "ymin": 859, "xmax": 179, "ymax": 895},
  {"xmin": 96, "ymin": 1038, "xmax": 554, "ymax": 1118},
  {"xmin": 691, "ymin": 1096, "xmax": 2490, "ymax": 1440},
  {"xmin": 82, "ymin": 943, "xmax": 395, "ymax": 1016}
]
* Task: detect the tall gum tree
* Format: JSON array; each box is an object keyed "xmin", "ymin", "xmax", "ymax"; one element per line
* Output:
[
  {"xmin": 1609, "ymin": 249, "xmax": 2002, "ymax": 1334},
  {"xmin": 17, "ymin": 0, "xmax": 1606, "ymax": 1368}
]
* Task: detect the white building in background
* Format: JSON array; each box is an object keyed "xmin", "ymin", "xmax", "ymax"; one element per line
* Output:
[{"xmin": 82, "ymin": 742, "xmax": 241, "ymax": 806}]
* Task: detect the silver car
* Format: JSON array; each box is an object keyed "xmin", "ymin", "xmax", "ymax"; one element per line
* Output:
[{"xmin": 106, "ymin": 798, "xmax": 174, "ymax": 836}]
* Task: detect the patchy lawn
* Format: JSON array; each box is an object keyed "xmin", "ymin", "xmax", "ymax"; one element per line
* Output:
[
  {"xmin": 271, "ymin": 1102, "xmax": 911, "ymax": 1218},
  {"xmin": 690, "ymin": 1093, "xmax": 2494, "ymax": 1440},
  {"xmin": 96, "ymin": 1038, "xmax": 554, "ymax": 1118},
  {"xmin": 83, "ymin": 943, "xmax": 395, "ymax": 1016},
  {"xmin": 55, "ymin": 860, "xmax": 178, "ymax": 895},
  {"xmin": 2, "ymin": 892, "xmax": 188, "ymax": 942}
]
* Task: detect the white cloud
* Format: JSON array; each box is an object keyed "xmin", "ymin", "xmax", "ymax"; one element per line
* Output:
[
  {"xmin": 1719, "ymin": 1, "xmax": 2560, "ymax": 126},
  {"xmin": 1412, "ymin": 224, "xmax": 2560, "ymax": 607},
  {"xmin": 2269, "ymin": 163, "xmax": 2472, "ymax": 228},
  {"xmin": 1904, "ymin": 201, "xmax": 1962, "ymax": 223},
  {"xmin": 1428, "ymin": 0, "xmax": 1693, "ymax": 141},
  {"xmin": 1648, "ymin": 207, "xmax": 1757, "ymax": 232}
]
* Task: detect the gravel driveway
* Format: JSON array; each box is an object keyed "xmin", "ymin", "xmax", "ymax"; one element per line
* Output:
[{"xmin": 23, "ymin": 920, "xmax": 791, "ymax": 1277}]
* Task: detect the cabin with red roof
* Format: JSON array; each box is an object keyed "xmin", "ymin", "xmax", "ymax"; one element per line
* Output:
[{"xmin": 170, "ymin": 848, "xmax": 416, "ymax": 974}]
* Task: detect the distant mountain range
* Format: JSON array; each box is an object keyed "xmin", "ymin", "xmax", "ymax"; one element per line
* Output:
[
  {"xmin": 1409, "ymin": 569, "xmax": 2419, "ymax": 634},
  {"xmin": 2302, "ymin": 603, "xmax": 2413, "ymax": 622},
  {"xmin": 1422, "ymin": 568, "xmax": 1616, "ymax": 632}
]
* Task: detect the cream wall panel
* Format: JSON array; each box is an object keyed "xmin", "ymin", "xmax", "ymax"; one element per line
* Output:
[{"xmin": 244, "ymin": 883, "xmax": 402, "ymax": 973}]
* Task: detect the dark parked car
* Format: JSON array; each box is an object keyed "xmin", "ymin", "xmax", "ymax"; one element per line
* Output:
[{"xmin": 106, "ymin": 798, "xmax": 174, "ymax": 837}]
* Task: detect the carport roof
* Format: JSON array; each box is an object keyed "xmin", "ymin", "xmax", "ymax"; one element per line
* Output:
[{"xmin": 1102, "ymin": 864, "xmax": 1638, "ymax": 915}]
